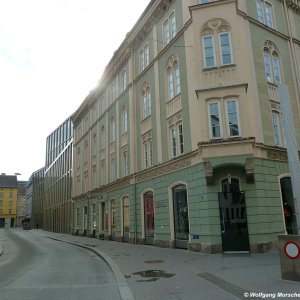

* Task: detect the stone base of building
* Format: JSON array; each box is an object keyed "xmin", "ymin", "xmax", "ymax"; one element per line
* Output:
[
  {"xmin": 250, "ymin": 240, "xmax": 277, "ymax": 253},
  {"xmin": 189, "ymin": 242, "xmax": 222, "ymax": 254},
  {"xmin": 154, "ymin": 239, "xmax": 172, "ymax": 248}
]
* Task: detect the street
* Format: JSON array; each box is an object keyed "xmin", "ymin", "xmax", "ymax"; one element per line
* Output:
[{"xmin": 0, "ymin": 228, "xmax": 121, "ymax": 300}]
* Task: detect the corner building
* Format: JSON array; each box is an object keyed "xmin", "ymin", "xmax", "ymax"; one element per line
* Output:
[{"xmin": 72, "ymin": 0, "xmax": 300, "ymax": 253}]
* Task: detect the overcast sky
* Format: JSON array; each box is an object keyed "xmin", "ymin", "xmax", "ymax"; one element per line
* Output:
[{"xmin": 0, "ymin": 0, "xmax": 150, "ymax": 181}]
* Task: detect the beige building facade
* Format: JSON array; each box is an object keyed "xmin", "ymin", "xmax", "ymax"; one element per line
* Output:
[{"xmin": 72, "ymin": 0, "xmax": 300, "ymax": 253}]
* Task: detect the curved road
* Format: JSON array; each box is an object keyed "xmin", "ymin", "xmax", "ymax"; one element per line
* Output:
[{"xmin": 0, "ymin": 228, "xmax": 121, "ymax": 300}]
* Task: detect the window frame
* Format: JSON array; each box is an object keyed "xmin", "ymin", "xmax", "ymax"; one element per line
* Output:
[
  {"xmin": 224, "ymin": 99, "xmax": 241, "ymax": 138},
  {"xmin": 208, "ymin": 101, "xmax": 223, "ymax": 139},
  {"xmin": 256, "ymin": 0, "xmax": 274, "ymax": 28},
  {"xmin": 218, "ymin": 32, "xmax": 233, "ymax": 66},
  {"xmin": 202, "ymin": 34, "xmax": 216, "ymax": 68},
  {"xmin": 163, "ymin": 12, "xmax": 176, "ymax": 45}
]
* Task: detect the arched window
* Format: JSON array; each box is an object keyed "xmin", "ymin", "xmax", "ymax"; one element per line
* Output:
[
  {"xmin": 141, "ymin": 82, "xmax": 151, "ymax": 119},
  {"xmin": 263, "ymin": 41, "xmax": 281, "ymax": 84},
  {"xmin": 272, "ymin": 110, "xmax": 283, "ymax": 146},
  {"xmin": 167, "ymin": 55, "xmax": 181, "ymax": 100},
  {"xmin": 201, "ymin": 19, "xmax": 233, "ymax": 68}
]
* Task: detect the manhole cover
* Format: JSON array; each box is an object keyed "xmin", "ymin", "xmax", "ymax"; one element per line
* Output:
[{"xmin": 133, "ymin": 270, "xmax": 175, "ymax": 278}]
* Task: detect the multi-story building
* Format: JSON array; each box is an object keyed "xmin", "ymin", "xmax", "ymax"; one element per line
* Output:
[
  {"xmin": 0, "ymin": 174, "xmax": 18, "ymax": 228},
  {"xmin": 72, "ymin": 0, "xmax": 300, "ymax": 253},
  {"xmin": 30, "ymin": 168, "xmax": 45, "ymax": 229},
  {"xmin": 25, "ymin": 175, "xmax": 33, "ymax": 225},
  {"xmin": 44, "ymin": 116, "xmax": 73, "ymax": 233},
  {"xmin": 16, "ymin": 181, "xmax": 27, "ymax": 227}
]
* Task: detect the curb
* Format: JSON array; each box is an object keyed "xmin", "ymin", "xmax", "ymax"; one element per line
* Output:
[{"xmin": 48, "ymin": 237, "xmax": 135, "ymax": 300}]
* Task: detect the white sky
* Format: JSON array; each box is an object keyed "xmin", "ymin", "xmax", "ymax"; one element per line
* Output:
[{"xmin": 0, "ymin": 0, "xmax": 150, "ymax": 181}]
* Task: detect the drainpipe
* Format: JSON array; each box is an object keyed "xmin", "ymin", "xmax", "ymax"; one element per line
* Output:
[{"xmin": 134, "ymin": 174, "xmax": 137, "ymax": 244}]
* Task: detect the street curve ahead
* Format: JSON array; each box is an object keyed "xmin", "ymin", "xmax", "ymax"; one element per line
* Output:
[{"xmin": 0, "ymin": 228, "xmax": 121, "ymax": 300}]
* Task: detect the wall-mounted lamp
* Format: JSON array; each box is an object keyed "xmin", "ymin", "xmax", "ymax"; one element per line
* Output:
[{"xmin": 227, "ymin": 174, "xmax": 232, "ymax": 185}]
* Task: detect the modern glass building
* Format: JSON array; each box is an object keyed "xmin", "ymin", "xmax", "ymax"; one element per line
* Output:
[{"xmin": 44, "ymin": 116, "xmax": 73, "ymax": 233}]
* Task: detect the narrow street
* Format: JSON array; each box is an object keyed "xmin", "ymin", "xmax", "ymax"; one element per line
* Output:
[{"xmin": 0, "ymin": 228, "xmax": 121, "ymax": 300}]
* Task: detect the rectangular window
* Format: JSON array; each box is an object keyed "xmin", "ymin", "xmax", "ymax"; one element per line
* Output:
[
  {"xmin": 145, "ymin": 45, "xmax": 149, "ymax": 67},
  {"xmin": 272, "ymin": 112, "xmax": 282, "ymax": 146},
  {"xmin": 219, "ymin": 32, "xmax": 232, "ymax": 65},
  {"xmin": 111, "ymin": 200, "xmax": 116, "ymax": 230},
  {"xmin": 208, "ymin": 102, "xmax": 222, "ymax": 138},
  {"xmin": 121, "ymin": 71, "xmax": 127, "ymax": 91},
  {"xmin": 0, "ymin": 209, "xmax": 2, "ymax": 215},
  {"xmin": 123, "ymin": 152, "xmax": 129, "ymax": 176},
  {"xmin": 164, "ymin": 13, "xmax": 176, "ymax": 45},
  {"xmin": 175, "ymin": 65, "xmax": 181, "ymax": 95},
  {"xmin": 9, "ymin": 201, "xmax": 12, "ymax": 207},
  {"xmin": 272, "ymin": 57, "xmax": 281, "ymax": 84},
  {"xmin": 264, "ymin": 53, "xmax": 272, "ymax": 82},
  {"xmin": 123, "ymin": 110, "xmax": 128, "ymax": 133},
  {"xmin": 144, "ymin": 140, "xmax": 153, "ymax": 168},
  {"xmin": 171, "ymin": 127, "xmax": 177, "ymax": 158},
  {"xmin": 225, "ymin": 100, "xmax": 240, "ymax": 137},
  {"xmin": 140, "ymin": 49, "xmax": 145, "ymax": 72},
  {"xmin": 164, "ymin": 20, "xmax": 170, "ymax": 44},
  {"xmin": 76, "ymin": 207, "xmax": 80, "ymax": 226},
  {"xmin": 256, "ymin": 0, "xmax": 264, "ymax": 23},
  {"xmin": 203, "ymin": 35, "xmax": 215, "ymax": 68},
  {"xmin": 0, "ymin": 192, "xmax": 2, "ymax": 199},
  {"xmin": 168, "ymin": 71, "xmax": 174, "ymax": 99},
  {"xmin": 179, "ymin": 124, "xmax": 184, "ymax": 154},
  {"xmin": 92, "ymin": 203, "xmax": 96, "ymax": 227},
  {"xmin": 0, "ymin": 201, "xmax": 2, "ymax": 207},
  {"xmin": 265, "ymin": 4, "xmax": 273, "ymax": 28},
  {"xmin": 111, "ymin": 159, "xmax": 116, "ymax": 181}
]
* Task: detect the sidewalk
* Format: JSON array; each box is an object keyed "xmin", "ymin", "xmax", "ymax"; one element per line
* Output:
[{"xmin": 35, "ymin": 230, "xmax": 300, "ymax": 300}]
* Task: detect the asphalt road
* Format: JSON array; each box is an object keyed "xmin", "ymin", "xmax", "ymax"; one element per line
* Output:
[{"xmin": 0, "ymin": 228, "xmax": 121, "ymax": 300}]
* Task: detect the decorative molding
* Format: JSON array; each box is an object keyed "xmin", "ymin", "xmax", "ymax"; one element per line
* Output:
[
  {"xmin": 286, "ymin": 0, "xmax": 300, "ymax": 13},
  {"xmin": 201, "ymin": 18, "xmax": 230, "ymax": 36},
  {"xmin": 267, "ymin": 149, "xmax": 288, "ymax": 161},
  {"xmin": 136, "ymin": 155, "xmax": 192, "ymax": 183},
  {"xmin": 203, "ymin": 161, "xmax": 214, "ymax": 185}
]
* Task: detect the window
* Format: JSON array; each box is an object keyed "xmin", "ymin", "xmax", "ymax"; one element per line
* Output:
[
  {"xmin": 163, "ymin": 12, "xmax": 176, "ymax": 45},
  {"xmin": 100, "ymin": 162, "xmax": 105, "ymax": 186},
  {"xmin": 121, "ymin": 70, "xmax": 127, "ymax": 92},
  {"xmin": 203, "ymin": 35, "xmax": 216, "ymax": 67},
  {"xmin": 199, "ymin": 0, "xmax": 217, "ymax": 3},
  {"xmin": 9, "ymin": 209, "xmax": 12, "ymax": 214},
  {"xmin": 111, "ymin": 158, "xmax": 116, "ymax": 181},
  {"xmin": 100, "ymin": 96, "xmax": 105, "ymax": 115},
  {"xmin": 100, "ymin": 126, "xmax": 105, "ymax": 149},
  {"xmin": 219, "ymin": 32, "xmax": 233, "ymax": 65},
  {"xmin": 207, "ymin": 99, "xmax": 241, "ymax": 139},
  {"xmin": 140, "ymin": 44, "xmax": 149, "ymax": 72},
  {"xmin": 9, "ymin": 201, "xmax": 12, "ymax": 207},
  {"xmin": 225, "ymin": 100, "xmax": 240, "ymax": 137},
  {"xmin": 256, "ymin": 0, "xmax": 274, "ymax": 28},
  {"xmin": 123, "ymin": 151, "xmax": 129, "ymax": 177},
  {"xmin": 110, "ymin": 82, "xmax": 116, "ymax": 104},
  {"xmin": 0, "ymin": 209, "xmax": 2, "ymax": 215},
  {"xmin": 263, "ymin": 43, "xmax": 281, "ymax": 84},
  {"xmin": 92, "ymin": 203, "xmax": 97, "ymax": 227},
  {"xmin": 141, "ymin": 83, "xmax": 151, "ymax": 119},
  {"xmin": 111, "ymin": 200, "xmax": 116, "ymax": 230},
  {"xmin": 0, "ymin": 192, "xmax": 2, "ymax": 199},
  {"xmin": 9, "ymin": 192, "xmax": 12, "ymax": 199},
  {"xmin": 167, "ymin": 56, "xmax": 181, "ymax": 100},
  {"xmin": 0, "ymin": 201, "xmax": 2, "ymax": 207},
  {"xmin": 110, "ymin": 117, "xmax": 116, "ymax": 142},
  {"xmin": 76, "ymin": 207, "xmax": 80, "ymax": 226},
  {"xmin": 143, "ymin": 139, "xmax": 153, "ymax": 168},
  {"xmin": 272, "ymin": 112, "xmax": 283, "ymax": 146},
  {"xmin": 201, "ymin": 20, "xmax": 233, "ymax": 68},
  {"xmin": 122, "ymin": 107, "xmax": 128, "ymax": 134},
  {"xmin": 170, "ymin": 122, "xmax": 184, "ymax": 158}
]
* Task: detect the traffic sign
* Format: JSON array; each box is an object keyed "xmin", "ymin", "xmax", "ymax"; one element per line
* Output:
[{"xmin": 284, "ymin": 241, "xmax": 300, "ymax": 259}]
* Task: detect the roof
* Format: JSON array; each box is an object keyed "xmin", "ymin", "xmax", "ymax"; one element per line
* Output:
[{"xmin": 0, "ymin": 175, "xmax": 18, "ymax": 188}]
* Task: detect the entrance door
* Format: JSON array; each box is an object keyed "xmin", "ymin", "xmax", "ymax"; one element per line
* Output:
[
  {"xmin": 144, "ymin": 192, "xmax": 155, "ymax": 245},
  {"xmin": 173, "ymin": 185, "xmax": 189, "ymax": 249},
  {"xmin": 218, "ymin": 179, "xmax": 250, "ymax": 252},
  {"xmin": 123, "ymin": 197, "xmax": 130, "ymax": 242}
]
